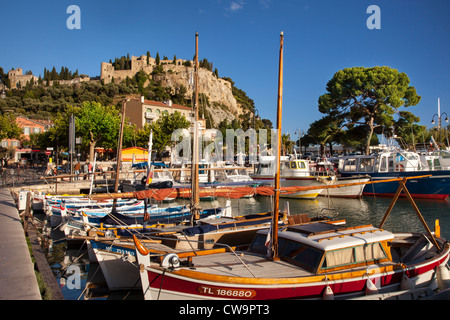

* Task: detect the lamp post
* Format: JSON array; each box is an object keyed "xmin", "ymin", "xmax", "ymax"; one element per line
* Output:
[
  {"xmin": 294, "ymin": 129, "xmax": 304, "ymax": 158},
  {"xmin": 431, "ymin": 98, "xmax": 448, "ymax": 145},
  {"xmin": 253, "ymin": 108, "xmax": 259, "ymax": 130}
]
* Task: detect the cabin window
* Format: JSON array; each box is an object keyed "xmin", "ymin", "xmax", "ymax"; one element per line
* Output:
[
  {"xmin": 298, "ymin": 161, "xmax": 306, "ymax": 169},
  {"xmin": 354, "ymin": 243, "xmax": 385, "ymax": 261},
  {"xmin": 249, "ymin": 235, "xmax": 323, "ymax": 271},
  {"xmin": 321, "ymin": 243, "xmax": 387, "ymax": 270},
  {"xmin": 290, "ymin": 162, "xmax": 297, "ymax": 169},
  {"xmin": 280, "ymin": 239, "xmax": 323, "ymax": 271},
  {"xmin": 379, "ymin": 157, "xmax": 387, "ymax": 172},
  {"xmin": 249, "ymin": 234, "xmax": 270, "ymax": 254},
  {"xmin": 343, "ymin": 159, "xmax": 357, "ymax": 172},
  {"xmin": 322, "ymin": 247, "xmax": 355, "ymax": 268},
  {"xmin": 358, "ymin": 158, "xmax": 374, "ymax": 172}
]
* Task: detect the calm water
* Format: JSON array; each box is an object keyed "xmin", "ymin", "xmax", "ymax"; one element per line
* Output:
[{"xmin": 47, "ymin": 194, "xmax": 450, "ymax": 300}]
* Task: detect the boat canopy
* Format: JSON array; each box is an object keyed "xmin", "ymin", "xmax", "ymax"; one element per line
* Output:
[{"xmin": 250, "ymin": 222, "xmax": 394, "ymax": 273}]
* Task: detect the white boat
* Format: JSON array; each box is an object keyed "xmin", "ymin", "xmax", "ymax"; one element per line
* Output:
[
  {"xmin": 214, "ymin": 166, "xmax": 254, "ymax": 184},
  {"xmin": 312, "ymin": 161, "xmax": 370, "ymax": 198},
  {"xmin": 336, "ymin": 150, "xmax": 450, "ymax": 200},
  {"xmin": 252, "ymin": 156, "xmax": 335, "ymax": 199}
]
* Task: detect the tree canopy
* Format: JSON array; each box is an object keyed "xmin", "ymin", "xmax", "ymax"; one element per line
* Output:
[
  {"xmin": 318, "ymin": 66, "xmax": 421, "ymax": 155},
  {"xmin": 134, "ymin": 111, "xmax": 191, "ymax": 157},
  {"xmin": 0, "ymin": 114, "xmax": 22, "ymax": 141}
]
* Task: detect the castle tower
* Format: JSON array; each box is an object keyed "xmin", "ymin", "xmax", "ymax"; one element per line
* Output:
[{"xmin": 100, "ymin": 62, "xmax": 115, "ymax": 84}]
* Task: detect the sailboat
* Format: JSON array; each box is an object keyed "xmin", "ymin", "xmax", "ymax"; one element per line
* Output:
[{"xmin": 133, "ymin": 32, "xmax": 450, "ymax": 300}]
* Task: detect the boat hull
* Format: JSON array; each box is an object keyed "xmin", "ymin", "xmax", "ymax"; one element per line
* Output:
[
  {"xmin": 319, "ymin": 176, "xmax": 370, "ymax": 198},
  {"xmin": 89, "ymin": 240, "xmax": 141, "ymax": 291},
  {"xmin": 340, "ymin": 171, "xmax": 450, "ymax": 200},
  {"xmin": 254, "ymin": 176, "xmax": 330, "ymax": 199}
]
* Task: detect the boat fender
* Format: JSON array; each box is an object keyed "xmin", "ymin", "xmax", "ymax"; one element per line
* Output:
[
  {"xmin": 436, "ymin": 265, "xmax": 450, "ymax": 291},
  {"xmin": 161, "ymin": 253, "xmax": 181, "ymax": 269},
  {"xmin": 365, "ymin": 278, "xmax": 379, "ymax": 295},
  {"xmin": 323, "ymin": 285, "xmax": 334, "ymax": 300},
  {"xmin": 104, "ymin": 230, "xmax": 114, "ymax": 238},
  {"xmin": 400, "ymin": 273, "xmax": 414, "ymax": 290}
]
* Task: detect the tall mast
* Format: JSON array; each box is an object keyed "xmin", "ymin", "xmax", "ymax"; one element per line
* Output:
[
  {"xmin": 271, "ymin": 31, "xmax": 284, "ymax": 261},
  {"xmin": 114, "ymin": 98, "xmax": 128, "ymax": 193},
  {"xmin": 190, "ymin": 32, "xmax": 201, "ymax": 219}
]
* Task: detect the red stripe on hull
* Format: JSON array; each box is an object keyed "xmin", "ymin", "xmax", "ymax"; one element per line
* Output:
[{"xmin": 363, "ymin": 192, "xmax": 449, "ymax": 200}]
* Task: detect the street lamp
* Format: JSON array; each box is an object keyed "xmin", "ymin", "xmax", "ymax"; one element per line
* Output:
[
  {"xmin": 431, "ymin": 98, "xmax": 448, "ymax": 145},
  {"xmin": 294, "ymin": 129, "xmax": 304, "ymax": 158},
  {"xmin": 253, "ymin": 108, "xmax": 259, "ymax": 130}
]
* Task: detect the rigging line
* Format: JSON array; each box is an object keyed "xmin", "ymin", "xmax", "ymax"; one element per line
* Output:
[
  {"xmin": 123, "ymin": 276, "xmax": 142, "ymax": 300},
  {"xmin": 77, "ymin": 263, "xmax": 103, "ymax": 300},
  {"xmin": 157, "ymin": 270, "xmax": 166, "ymax": 300}
]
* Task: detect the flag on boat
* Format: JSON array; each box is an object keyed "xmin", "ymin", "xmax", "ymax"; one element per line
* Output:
[{"xmin": 431, "ymin": 136, "xmax": 438, "ymax": 149}]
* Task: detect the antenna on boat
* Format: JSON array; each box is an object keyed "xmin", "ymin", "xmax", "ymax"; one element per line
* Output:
[{"xmin": 270, "ymin": 31, "xmax": 284, "ymax": 261}]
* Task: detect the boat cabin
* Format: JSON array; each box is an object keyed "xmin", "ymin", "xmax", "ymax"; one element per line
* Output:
[
  {"xmin": 214, "ymin": 166, "xmax": 253, "ymax": 183},
  {"xmin": 281, "ymin": 159, "xmax": 312, "ymax": 177},
  {"xmin": 420, "ymin": 150, "xmax": 450, "ymax": 170},
  {"xmin": 249, "ymin": 222, "xmax": 394, "ymax": 274},
  {"xmin": 254, "ymin": 156, "xmax": 332, "ymax": 178},
  {"xmin": 339, "ymin": 151, "xmax": 423, "ymax": 174},
  {"xmin": 128, "ymin": 161, "xmax": 174, "ymax": 184}
]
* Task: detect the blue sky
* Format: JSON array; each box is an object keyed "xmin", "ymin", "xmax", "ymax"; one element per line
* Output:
[{"xmin": 1, "ymin": 0, "xmax": 450, "ymax": 139}]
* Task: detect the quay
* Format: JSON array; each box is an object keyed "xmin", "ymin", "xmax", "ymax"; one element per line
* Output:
[{"xmin": 0, "ymin": 188, "xmax": 42, "ymax": 299}]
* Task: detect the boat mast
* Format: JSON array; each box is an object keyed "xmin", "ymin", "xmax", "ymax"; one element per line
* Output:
[
  {"xmin": 271, "ymin": 31, "xmax": 284, "ymax": 260},
  {"xmin": 114, "ymin": 98, "xmax": 128, "ymax": 193},
  {"xmin": 190, "ymin": 32, "xmax": 201, "ymax": 219}
]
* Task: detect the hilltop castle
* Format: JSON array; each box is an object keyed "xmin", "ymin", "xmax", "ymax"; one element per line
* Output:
[
  {"xmin": 7, "ymin": 68, "xmax": 38, "ymax": 89},
  {"xmin": 6, "ymin": 54, "xmax": 192, "ymax": 89},
  {"xmin": 100, "ymin": 55, "xmax": 191, "ymax": 84}
]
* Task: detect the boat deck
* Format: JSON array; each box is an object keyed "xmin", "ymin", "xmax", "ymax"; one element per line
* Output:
[{"xmin": 189, "ymin": 251, "xmax": 313, "ymax": 278}]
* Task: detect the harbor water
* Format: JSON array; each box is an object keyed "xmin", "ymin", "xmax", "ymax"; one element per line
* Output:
[{"xmin": 43, "ymin": 194, "xmax": 450, "ymax": 300}]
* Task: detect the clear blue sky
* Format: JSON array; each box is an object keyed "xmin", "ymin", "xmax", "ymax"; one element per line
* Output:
[{"xmin": 2, "ymin": 0, "xmax": 449, "ymax": 139}]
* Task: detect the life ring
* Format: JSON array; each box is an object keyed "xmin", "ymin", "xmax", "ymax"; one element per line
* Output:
[{"xmin": 396, "ymin": 164, "xmax": 404, "ymax": 172}]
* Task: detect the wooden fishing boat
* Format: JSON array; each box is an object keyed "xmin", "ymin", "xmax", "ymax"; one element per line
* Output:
[
  {"xmin": 133, "ymin": 219, "xmax": 449, "ymax": 300},
  {"xmin": 72, "ymin": 209, "xmax": 298, "ymax": 291},
  {"xmin": 133, "ymin": 32, "xmax": 450, "ymax": 300}
]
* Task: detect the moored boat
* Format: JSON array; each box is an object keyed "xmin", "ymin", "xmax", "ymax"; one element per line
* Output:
[
  {"xmin": 133, "ymin": 220, "xmax": 450, "ymax": 300},
  {"xmin": 252, "ymin": 156, "xmax": 335, "ymax": 199},
  {"xmin": 337, "ymin": 150, "xmax": 450, "ymax": 200}
]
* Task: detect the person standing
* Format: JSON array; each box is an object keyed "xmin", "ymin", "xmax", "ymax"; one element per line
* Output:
[{"xmin": 74, "ymin": 162, "xmax": 81, "ymax": 180}]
